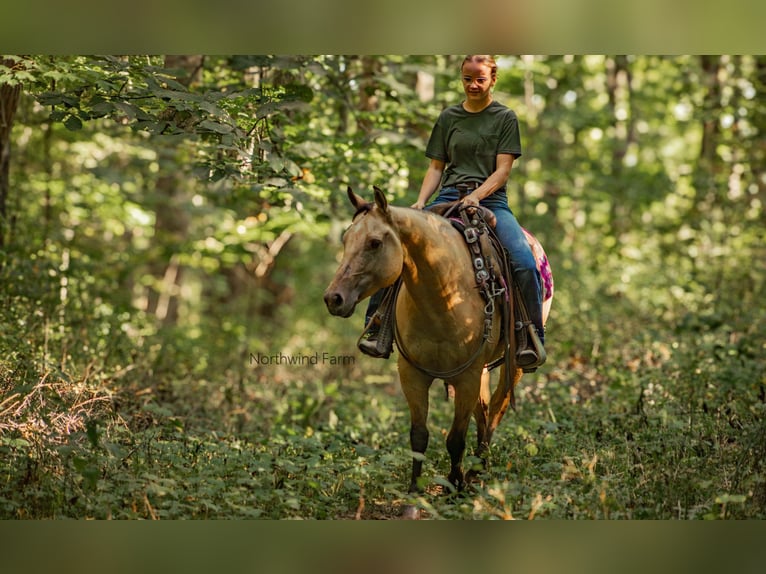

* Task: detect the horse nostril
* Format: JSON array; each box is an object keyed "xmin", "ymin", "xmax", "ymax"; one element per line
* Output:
[{"xmin": 324, "ymin": 291, "xmax": 344, "ymax": 309}]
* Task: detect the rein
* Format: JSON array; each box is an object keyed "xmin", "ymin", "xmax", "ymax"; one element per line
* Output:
[{"xmin": 393, "ymin": 275, "xmax": 489, "ymax": 379}]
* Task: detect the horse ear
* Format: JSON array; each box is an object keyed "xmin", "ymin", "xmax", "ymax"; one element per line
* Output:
[
  {"xmin": 373, "ymin": 186, "xmax": 388, "ymax": 213},
  {"xmin": 347, "ymin": 187, "xmax": 365, "ymax": 209}
]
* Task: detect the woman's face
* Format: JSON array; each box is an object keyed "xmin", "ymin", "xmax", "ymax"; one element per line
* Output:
[{"xmin": 461, "ymin": 60, "xmax": 496, "ymax": 105}]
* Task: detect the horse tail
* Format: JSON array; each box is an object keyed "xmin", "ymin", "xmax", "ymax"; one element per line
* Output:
[{"xmin": 482, "ymin": 247, "xmax": 522, "ymax": 437}]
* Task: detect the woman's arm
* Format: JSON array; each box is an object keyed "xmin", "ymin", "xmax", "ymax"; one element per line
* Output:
[
  {"xmin": 461, "ymin": 154, "xmax": 515, "ymax": 207},
  {"xmin": 411, "ymin": 158, "xmax": 446, "ymax": 209}
]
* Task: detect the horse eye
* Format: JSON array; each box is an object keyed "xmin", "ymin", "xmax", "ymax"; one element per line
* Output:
[{"xmin": 368, "ymin": 238, "xmax": 382, "ymax": 250}]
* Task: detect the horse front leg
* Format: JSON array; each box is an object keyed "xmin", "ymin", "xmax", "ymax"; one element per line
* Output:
[{"xmin": 398, "ymin": 363, "xmax": 432, "ymax": 494}]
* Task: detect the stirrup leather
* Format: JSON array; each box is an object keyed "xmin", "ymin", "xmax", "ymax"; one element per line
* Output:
[{"xmin": 357, "ymin": 280, "xmax": 400, "ymax": 359}]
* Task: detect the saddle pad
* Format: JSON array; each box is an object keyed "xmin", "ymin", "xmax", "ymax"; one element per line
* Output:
[{"xmin": 522, "ymin": 228, "xmax": 554, "ymax": 302}]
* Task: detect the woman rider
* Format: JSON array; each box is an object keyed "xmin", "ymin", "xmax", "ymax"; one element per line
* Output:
[{"xmin": 360, "ymin": 55, "xmax": 546, "ymax": 371}]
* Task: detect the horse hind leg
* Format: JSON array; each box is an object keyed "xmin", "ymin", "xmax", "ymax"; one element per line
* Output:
[
  {"xmin": 469, "ymin": 368, "xmax": 492, "ymax": 480},
  {"xmin": 446, "ymin": 375, "xmax": 482, "ymax": 491}
]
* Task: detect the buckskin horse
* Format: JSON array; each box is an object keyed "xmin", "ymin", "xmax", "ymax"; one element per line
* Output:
[{"xmin": 323, "ymin": 187, "xmax": 552, "ymax": 517}]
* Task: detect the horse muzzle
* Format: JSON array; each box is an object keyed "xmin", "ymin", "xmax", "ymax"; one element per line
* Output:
[{"xmin": 323, "ymin": 288, "xmax": 357, "ymax": 318}]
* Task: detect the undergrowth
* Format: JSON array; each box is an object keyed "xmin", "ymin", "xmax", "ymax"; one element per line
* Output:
[
  {"xmin": 2, "ymin": 311, "xmax": 763, "ymax": 520},
  {"xmin": 1, "ymin": 239, "xmax": 765, "ymax": 519}
]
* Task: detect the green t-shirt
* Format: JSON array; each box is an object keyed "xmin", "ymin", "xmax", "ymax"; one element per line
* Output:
[{"xmin": 425, "ymin": 100, "xmax": 522, "ymax": 188}]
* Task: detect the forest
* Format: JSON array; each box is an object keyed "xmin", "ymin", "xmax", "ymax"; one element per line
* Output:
[{"xmin": 0, "ymin": 55, "xmax": 764, "ymax": 519}]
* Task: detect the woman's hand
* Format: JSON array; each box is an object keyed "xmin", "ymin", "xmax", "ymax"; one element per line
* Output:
[
  {"xmin": 411, "ymin": 200, "xmax": 426, "ymax": 210},
  {"xmin": 460, "ymin": 191, "xmax": 481, "ymax": 208},
  {"xmin": 459, "ymin": 155, "xmax": 514, "ymax": 208}
]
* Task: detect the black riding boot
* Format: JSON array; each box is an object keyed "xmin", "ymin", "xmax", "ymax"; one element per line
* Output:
[
  {"xmin": 513, "ymin": 267, "xmax": 546, "ymax": 372},
  {"xmin": 363, "ymin": 289, "xmax": 384, "ymax": 330}
]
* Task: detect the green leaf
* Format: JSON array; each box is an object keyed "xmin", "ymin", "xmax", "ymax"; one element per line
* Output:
[
  {"xmin": 283, "ymin": 83, "xmax": 314, "ymax": 103},
  {"xmin": 198, "ymin": 101, "xmax": 221, "ymax": 116},
  {"xmin": 1, "ymin": 438, "xmax": 30, "ymax": 448},
  {"xmin": 88, "ymin": 101, "xmax": 115, "ymax": 117},
  {"xmin": 64, "ymin": 114, "xmax": 83, "ymax": 131},
  {"xmin": 37, "ymin": 91, "xmax": 66, "ymax": 106},
  {"xmin": 198, "ymin": 119, "xmax": 233, "ymax": 134},
  {"xmin": 409, "ymin": 450, "xmax": 426, "ymax": 461},
  {"xmin": 134, "ymin": 120, "xmax": 169, "ymax": 134},
  {"xmin": 113, "ymin": 101, "xmax": 138, "ymax": 120}
]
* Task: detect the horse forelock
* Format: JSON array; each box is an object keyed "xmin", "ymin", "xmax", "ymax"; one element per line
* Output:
[{"xmin": 352, "ymin": 202, "xmax": 374, "ymax": 221}]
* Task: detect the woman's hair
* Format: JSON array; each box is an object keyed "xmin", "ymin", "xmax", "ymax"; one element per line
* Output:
[{"xmin": 462, "ymin": 55, "xmax": 498, "ymax": 79}]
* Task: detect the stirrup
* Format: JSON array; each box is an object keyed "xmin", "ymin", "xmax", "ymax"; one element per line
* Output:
[
  {"xmin": 357, "ymin": 320, "xmax": 392, "ymax": 359},
  {"xmin": 356, "ymin": 284, "xmax": 397, "ymax": 359},
  {"xmin": 516, "ymin": 323, "xmax": 546, "ymax": 373}
]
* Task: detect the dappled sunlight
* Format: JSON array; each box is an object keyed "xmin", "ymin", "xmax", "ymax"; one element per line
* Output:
[{"xmin": 444, "ymin": 290, "xmax": 465, "ymax": 312}]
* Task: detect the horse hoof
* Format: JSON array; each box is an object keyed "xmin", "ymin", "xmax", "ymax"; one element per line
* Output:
[{"xmin": 401, "ymin": 505, "xmax": 421, "ymax": 520}]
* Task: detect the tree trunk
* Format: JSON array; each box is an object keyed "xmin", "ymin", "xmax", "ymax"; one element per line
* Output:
[
  {"xmin": 606, "ymin": 55, "xmax": 635, "ymax": 236},
  {"xmin": 356, "ymin": 56, "xmax": 380, "ymax": 136},
  {"xmin": 699, "ymin": 55, "xmax": 722, "ymax": 169},
  {"xmin": 0, "ymin": 59, "xmax": 23, "ymax": 250},
  {"xmin": 755, "ymin": 57, "xmax": 766, "ymax": 211}
]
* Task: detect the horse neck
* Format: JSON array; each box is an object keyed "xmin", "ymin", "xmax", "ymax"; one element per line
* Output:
[{"xmin": 388, "ymin": 206, "xmax": 468, "ymax": 305}]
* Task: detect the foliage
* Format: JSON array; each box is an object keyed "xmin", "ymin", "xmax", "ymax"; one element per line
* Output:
[{"xmin": 0, "ymin": 55, "xmax": 764, "ymax": 519}]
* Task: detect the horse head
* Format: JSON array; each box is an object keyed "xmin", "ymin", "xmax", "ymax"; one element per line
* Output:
[{"xmin": 323, "ymin": 187, "xmax": 403, "ymax": 317}]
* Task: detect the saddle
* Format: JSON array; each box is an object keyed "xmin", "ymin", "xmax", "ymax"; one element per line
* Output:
[{"xmin": 427, "ymin": 202, "xmax": 498, "ymax": 228}]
